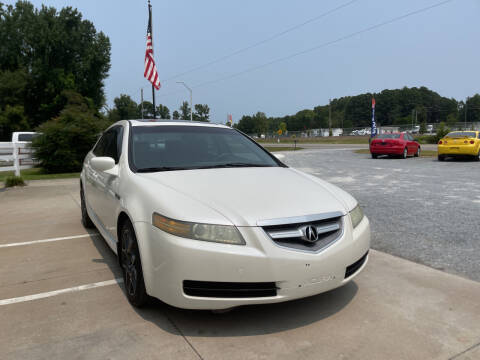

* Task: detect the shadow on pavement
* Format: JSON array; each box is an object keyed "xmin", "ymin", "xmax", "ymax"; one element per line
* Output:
[{"xmin": 140, "ymin": 282, "xmax": 358, "ymax": 337}]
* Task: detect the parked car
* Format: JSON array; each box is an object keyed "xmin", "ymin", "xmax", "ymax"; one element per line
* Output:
[
  {"xmin": 369, "ymin": 132, "xmax": 421, "ymax": 159},
  {"xmin": 11, "ymin": 132, "xmax": 39, "ymax": 143},
  {"xmin": 437, "ymin": 131, "xmax": 480, "ymax": 161},
  {"xmin": 80, "ymin": 120, "xmax": 370, "ymax": 309}
]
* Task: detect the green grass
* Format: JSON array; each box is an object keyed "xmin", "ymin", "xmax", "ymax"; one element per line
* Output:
[
  {"xmin": 264, "ymin": 146, "xmax": 304, "ymax": 152},
  {"xmin": 259, "ymin": 136, "xmax": 369, "ymax": 145},
  {"xmin": 354, "ymin": 149, "xmax": 437, "ymax": 157},
  {"xmin": 0, "ymin": 168, "xmax": 80, "ymax": 183}
]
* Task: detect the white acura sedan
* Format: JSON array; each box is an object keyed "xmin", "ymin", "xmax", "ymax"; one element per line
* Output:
[{"xmin": 80, "ymin": 120, "xmax": 370, "ymax": 309}]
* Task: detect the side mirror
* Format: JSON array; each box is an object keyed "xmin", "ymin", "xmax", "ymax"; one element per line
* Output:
[
  {"xmin": 274, "ymin": 153, "xmax": 285, "ymax": 160},
  {"xmin": 91, "ymin": 157, "xmax": 115, "ymax": 172}
]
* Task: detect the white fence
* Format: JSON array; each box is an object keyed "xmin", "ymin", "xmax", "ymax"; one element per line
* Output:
[{"xmin": 0, "ymin": 142, "xmax": 36, "ymax": 176}]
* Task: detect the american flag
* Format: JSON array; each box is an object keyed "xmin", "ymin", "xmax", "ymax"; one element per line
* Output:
[{"xmin": 144, "ymin": 6, "xmax": 161, "ymax": 90}]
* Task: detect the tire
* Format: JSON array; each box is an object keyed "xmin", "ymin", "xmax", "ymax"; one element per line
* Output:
[
  {"xmin": 414, "ymin": 147, "xmax": 420, "ymax": 157},
  {"xmin": 474, "ymin": 151, "xmax": 480, "ymax": 162},
  {"xmin": 402, "ymin": 148, "xmax": 408, "ymax": 159},
  {"xmin": 80, "ymin": 185, "xmax": 95, "ymax": 229},
  {"xmin": 438, "ymin": 155, "xmax": 445, "ymax": 162},
  {"xmin": 120, "ymin": 220, "xmax": 148, "ymax": 307},
  {"xmin": 371, "ymin": 153, "xmax": 378, "ymax": 159}
]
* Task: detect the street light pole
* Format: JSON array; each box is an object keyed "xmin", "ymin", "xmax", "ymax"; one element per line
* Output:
[{"xmin": 176, "ymin": 81, "xmax": 193, "ymax": 121}]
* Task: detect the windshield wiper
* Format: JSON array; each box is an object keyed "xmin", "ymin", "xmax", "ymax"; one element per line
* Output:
[
  {"xmin": 196, "ymin": 163, "xmax": 274, "ymax": 169},
  {"xmin": 137, "ymin": 166, "xmax": 190, "ymax": 173}
]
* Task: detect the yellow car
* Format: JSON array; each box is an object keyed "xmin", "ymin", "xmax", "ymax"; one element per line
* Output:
[{"xmin": 438, "ymin": 131, "xmax": 480, "ymax": 161}]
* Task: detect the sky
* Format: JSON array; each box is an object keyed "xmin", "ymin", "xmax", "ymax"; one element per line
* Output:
[{"xmin": 5, "ymin": 0, "xmax": 480, "ymax": 123}]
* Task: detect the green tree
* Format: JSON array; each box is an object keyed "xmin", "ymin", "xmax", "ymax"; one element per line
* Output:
[
  {"xmin": 138, "ymin": 101, "xmax": 154, "ymax": 119},
  {"xmin": 419, "ymin": 121, "xmax": 427, "ymax": 134},
  {"xmin": 32, "ymin": 91, "xmax": 108, "ymax": 173},
  {"xmin": 0, "ymin": 105, "xmax": 29, "ymax": 139},
  {"xmin": 279, "ymin": 122, "xmax": 287, "ymax": 134},
  {"xmin": 253, "ymin": 112, "xmax": 268, "ymax": 136},
  {"xmin": 157, "ymin": 104, "xmax": 170, "ymax": 119},
  {"xmin": 446, "ymin": 113, "xmax": 457, "ymax": 128},
  {"xmin": 172, "ymin": 110, "xmax": 180, "ymax": 120},
  {"xmin": 236, "ymin": 115, "xmax": 257, "ymax": 134},
  {"xmin": 193, "ymin": 104, "xmax": 210, "ymax": 122},
  {"xmin": 0, "ymin": 69, "xmax": 29, "ymax": 139},
  {"xmin": 108, "ymin": 95, "xmax": 139, "ymax": 121},
  {"xmin": 179, "ymin": 101, "xmax": 191, "ymax": 120},
  {"xmin": 0, "ymin": 2, "xmax": 111, "ymax": 130},
  {"xmin": 434, "ymin": 122, "xmax": 450, "ymax": 143}
]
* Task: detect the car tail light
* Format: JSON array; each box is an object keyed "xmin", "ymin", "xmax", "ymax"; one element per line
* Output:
[
  {"xmin": 470, "ymin": 140, "xmax": 475, "ymax": 144},
  {"xmin": 438, "ymin": 140, "xmax": 443, "ymax": 144},
  {"xmin": 464, "ymin": 140, "xmax": 468, "ymax": 144}
]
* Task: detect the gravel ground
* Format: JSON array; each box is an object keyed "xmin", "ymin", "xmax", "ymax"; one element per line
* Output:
[{"xmin": 282, "ymin": 149, "xmax": 480, "ymax": 282}]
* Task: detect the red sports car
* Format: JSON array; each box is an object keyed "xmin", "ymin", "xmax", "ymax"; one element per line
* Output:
[{"xmin": 369, "ymin": 132, "xmax": 421, "ymax": 159}]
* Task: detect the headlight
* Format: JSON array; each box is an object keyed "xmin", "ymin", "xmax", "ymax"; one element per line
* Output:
[
  {"xmin": 350, "ymin": 204, "xmax": 364, "ymax": 229},
  {"xmin": 152, "ymin": 213, "xmax": 246, "ymax": 245}
]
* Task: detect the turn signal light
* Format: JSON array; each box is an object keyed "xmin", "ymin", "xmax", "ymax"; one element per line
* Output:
[{"xmin": 438, "ymin": 140, "xmax": 443, "ymax": 144}]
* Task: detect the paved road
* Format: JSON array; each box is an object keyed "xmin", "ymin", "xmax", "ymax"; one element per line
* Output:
[
  {"xmin": 1, "ymin": 178, "xmax": 480, "ymax": 359},
  {"xmin": 282, "ymin": 148, "xmax": 480, "ymax": 282}
]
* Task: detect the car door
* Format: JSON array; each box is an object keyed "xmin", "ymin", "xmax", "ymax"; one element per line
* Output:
[
  {"xmin": 94, "ymin": 126, "xmax": 124, "ymax": 238},
  {"xmin": 405, "ymin": 133, "xmax": 414, "ymax": 154},
  {"xmin": 85, "ymin": 131, "xmax": 113, "ymax": 221}
]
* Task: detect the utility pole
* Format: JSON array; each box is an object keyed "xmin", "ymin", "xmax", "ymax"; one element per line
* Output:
[
  {"xmin": 140, "ymin": 88, "xmax": 144, "ymax": 120},
  {"xmin": 176, "ymin": 81, "xmax": 193, "ymax": 121},
  {"xmin": 465, "ymin": 97, "xmax": 468, "ymax": 129},
  {"xmin": 328, "ymin": 98, "xmax": 332, "ymax": 136},
  {"xmin": 412, "ymin": 109, "xmax": 414, "ymax": 130}
]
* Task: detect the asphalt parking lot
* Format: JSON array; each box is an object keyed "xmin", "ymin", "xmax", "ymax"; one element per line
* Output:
[
  {"xmin": 282, "ymin": 148, "xmax": 480, "ymax": 282},
  {"xmin": 1, "ymin": 153, "xmax": 480, "ymax": 360}
]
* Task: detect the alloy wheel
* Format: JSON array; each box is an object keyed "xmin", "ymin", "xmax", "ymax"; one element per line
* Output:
[{"xmin": 121, "ymin": 227, "xmax": 138, "ymax": 297}]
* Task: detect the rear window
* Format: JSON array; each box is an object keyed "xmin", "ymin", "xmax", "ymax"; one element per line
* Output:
[
  {"xmin": 446, "ymin": 132, "xmax": 476, "ymax": 138},
  {"xmin": 376, "ymin": 134, "xmax": 401, "ymax": 139},
  {"xmin": 17, "ymin": 134, "xmax": 37, "ymax": 142}
]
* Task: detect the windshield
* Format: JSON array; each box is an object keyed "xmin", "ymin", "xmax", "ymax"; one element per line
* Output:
[
  {"xmin": 130, "ymin": 125, "xmax": 280, "ymax": 172},
  {"xmin": 446, "ymin": 132, "xmax": 476, "ymax": 138},
  {"xmin": 376, "ymin": 134, "xmax": 401, "ymax": 139}
]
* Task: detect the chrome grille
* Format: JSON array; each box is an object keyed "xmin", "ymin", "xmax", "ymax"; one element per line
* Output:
[{"xmin": 260, "ymin": 212, "xmax": 344, "ymax": 252}]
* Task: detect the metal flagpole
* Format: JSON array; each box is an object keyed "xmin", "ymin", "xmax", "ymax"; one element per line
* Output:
[
  {"xmin": 148, "ymin": 0, "xmax": 156, "ymax": 119},
  {"xmin": 140, "ymin": 88, "xmax": 144, "ymax": 119}
]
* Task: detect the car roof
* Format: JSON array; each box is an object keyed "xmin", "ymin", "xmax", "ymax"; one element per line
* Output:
[{"xmin": 127, "ymin": 119, "xmax": 231, "ymax": 129}]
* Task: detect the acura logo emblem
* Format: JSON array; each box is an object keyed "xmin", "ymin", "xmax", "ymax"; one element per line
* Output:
[{"xmin": 303, "ymin": 225, "xmax": 319, "ymax": 242}]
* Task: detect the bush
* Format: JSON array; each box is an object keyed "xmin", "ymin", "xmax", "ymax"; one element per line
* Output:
[
  {"xmin": 32, "ymin": 91, "xmax": 108, "ymax": 173},
  {"xmin": 433, "ymin": 122, "xmax": 450, "ymax": 143},
  {"xmin": 5, "ymin": 175, "xmax": 25, "ymax": 187}
]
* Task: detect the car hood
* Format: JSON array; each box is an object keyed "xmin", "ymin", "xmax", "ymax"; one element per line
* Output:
[{"xmin": 138, "ymin": 167, "xmax": 355, "ymax": 227}]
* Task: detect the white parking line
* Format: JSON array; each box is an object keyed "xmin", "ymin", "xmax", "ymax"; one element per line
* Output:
[
  {"xmin": 0, "ymin": 233, "xmax": 100, "ymax": 248},
  {"xmin": 0, "ymin": 278, "xmax": 123, "ymax": 306}
]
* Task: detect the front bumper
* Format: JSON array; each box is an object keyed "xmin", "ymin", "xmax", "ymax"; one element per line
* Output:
[
  {"xmin": 133, "ymin": 215, "xmax": 370, "ymax": 310},
  {"xmin": 438, "ymin": 144, "xmax": 479, "ymax": 156}
]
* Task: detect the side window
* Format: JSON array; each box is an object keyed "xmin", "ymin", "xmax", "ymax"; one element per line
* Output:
[
  {"xmin": 93, "ymin": 132, "xmax": 111, "ymax": 157},
  {"xmin": 93, "ymin": 126, "xmax": 123, "ymax": 163},
  {"xmin": 104, "ymin": 126, "xmax": 123, "ymax": 164}
]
